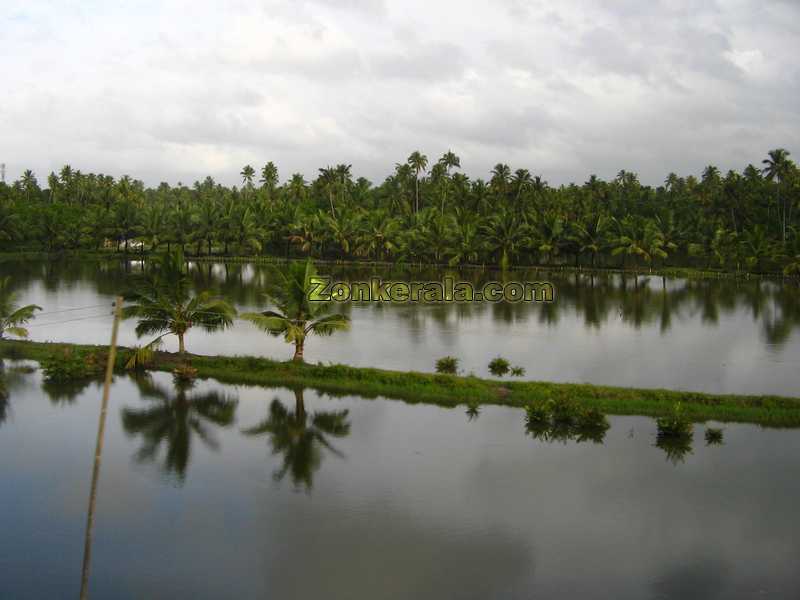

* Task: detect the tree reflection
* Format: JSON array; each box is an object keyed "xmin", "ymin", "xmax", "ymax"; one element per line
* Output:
[
  {"xmin": 243, "ymin": 388, "xmax": 350, "ymax": 491},
  {"xmin": 121, "ymin": 376, "xmax": 237, "ymax": 482},
  {"xmin": 654, "ymin": 433, "xmax": 694, "ymax": 465}
]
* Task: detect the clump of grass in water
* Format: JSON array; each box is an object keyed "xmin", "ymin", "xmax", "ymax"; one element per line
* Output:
[
  {"xmin": 705, "ymin": 427, "xmax": 724, "ymax": 445},
  {"xmin": 435, "ymin": 356, "xmax": 459, "ymax": 375},
  {"xmin": 654, "ymin": 403, "xmax": 694, "ymax": 464},
  {"xmin": 172, "ymin": 364, "xmax": 198, "ymax": 385},
  {"xmin": 524, "ymin": 398, "xmax": 610, "ymax": 444},
  {"xmin": 465, "ymin": 401, "xmax": 480, "ymax": 421},
  {"xmin": 488, "ymin": 357, "xmax": 510, "ymax": 377},
  {"xmin": 656, "ymin": 402, "xmax": 693, "ymax": 438}
]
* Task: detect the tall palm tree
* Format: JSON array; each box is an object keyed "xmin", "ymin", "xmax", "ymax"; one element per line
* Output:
[
  {"xmin": 318, "ymin": 166, "xmax": 338, "ymax": 217},
  {"xmin": 407, "ymin": 151, "xmax": 428, "ymax": 214},
  {"xmin": 0, "ymin": 277, "xmax": 41, "ymax": 339},
  {"xmin": 240, "ymin": 164, "xmax": 256, "ymax": 189},
  {"xmin": 260, "ymin": 162, "xmax": 279, "ymax": 198},
  {"xmin": 762, "ymin": 148, "xmax": 795, "ymax": 242},
  {"xmin": 123, "ymin": 249, "xmax": 236, "ymax": 355},
  {"xmin": 242, "ymin": 388, "xmax": 350, "ymax": 491},
  {"xmin": 240, "ymin": 260, "xmax": 349, "ymax": 362}
]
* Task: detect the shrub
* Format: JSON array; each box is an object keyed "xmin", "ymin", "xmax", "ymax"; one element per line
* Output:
[
  {"xmin": 510, "ymin": 366, "xmax": 526, "ymax": 377},
  {"xmin": 525, "ymin": 402, "xmax": 551, "ymax": 426},
  {"xmin": 576, "ymin": 407, "xmax": 610, "ymax": 431},
  {"xmin": 40, "ymin": 348, "xmax": 103, "ymax": 383},
  {"xmin": 656, "ymin": 402, "xmax": 693, "ymax": 438},
  {"xmin": 435, "ymin": 356, "xmax": 459, "ymax": 374},
  {"xmin": 488, "ymin": 357, "xmax": 510, "ymax": 377},
  {"xmin": 172, "ymin": 364, "xmax": 198, "ymax": 385},
  {"xmin": 550, "ymin": 397, "xmax": 578, "ymax": 425},
  {"xmin": 465, "ymin": 401, "xmax": 480, "ymax": 421},
  {"xmin": 705, "ymin": 427, "xmax": 724, "ymax": 445}
]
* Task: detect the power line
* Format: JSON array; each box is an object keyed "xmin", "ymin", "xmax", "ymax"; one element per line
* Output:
[
  {"xmin": 26, "ymin": 313, "xmax": 112, "ymax": 328},
  {"xmin": 35, "ymin": 304, "xmax": 113, "ymax": 317}
]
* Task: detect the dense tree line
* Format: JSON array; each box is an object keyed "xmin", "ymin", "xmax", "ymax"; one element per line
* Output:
[{"xmin": 1, "ymin": 149, "xmax": 798, "ymax": 274}]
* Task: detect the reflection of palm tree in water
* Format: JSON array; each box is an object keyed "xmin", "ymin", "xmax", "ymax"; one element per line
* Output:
[
  {"xmin": 243, "ymin": 388, "xmax": 350, "ymax": 491},
  {"xmin": 121, "ymin": 377, "xmax": 237, "ymax": 482},
  {"xmin": 0, "ymin": 362, "xmax": 36, "ymax": 426}
]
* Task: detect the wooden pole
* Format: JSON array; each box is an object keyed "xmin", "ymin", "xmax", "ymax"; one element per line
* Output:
[{"xmin": 79, "ymin": 296, "xmax": 123, "ymax": 600}]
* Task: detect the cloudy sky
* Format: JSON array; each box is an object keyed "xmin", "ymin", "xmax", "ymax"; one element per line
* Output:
[{"xmin": 2, "ymin": 0, "xmax": 798, "ymax": 187}]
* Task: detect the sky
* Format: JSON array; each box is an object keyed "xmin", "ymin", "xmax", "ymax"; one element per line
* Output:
[{"xmin": 2, "ymin": 0, "xmax": 798, "ymax": 187}]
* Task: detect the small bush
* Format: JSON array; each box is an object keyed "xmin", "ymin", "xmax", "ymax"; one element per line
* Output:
[
  {"xmin": 550, "ymin": 397, "xmax": 578, "ymax": 425},
  {"xmin": 656, "ymin": 403, "xmax": 693, "ymax": 438},
  {"xmin": 40, "ymin": 348, "xmax": 103, "ymax": 383},
  {"xmin": 705, "ymin": 427, "xmax": 724, "ymax": 445},
  {"xmin": 510, "ymin": 366, "xmax": 526, "ymax": 377},
  {"xmin": 465, "ymin": 401, "xmax": 480, "ymax": 421},
  {"xmin": 576, "ymin": 407, "xmax": 610, "ymax": 431},
  {"xmin": 525, "ymin": 402, "xmax": 551, "ymax": 426},
  {"xmin": 172, "ymin": 364, "xmax": 198, "ymax": 385},
  {"xmin": 488, "ymin": 357, "xmax": 510, "ymax": 377},
  {"xmin": 435, "ymin": 356, "xmax": 459, "ymax": 374}
]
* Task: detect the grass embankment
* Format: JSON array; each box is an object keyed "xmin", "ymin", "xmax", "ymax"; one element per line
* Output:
[{"xmin": 3, "ymin": 339, "xmax": 800, "ymax": 427}]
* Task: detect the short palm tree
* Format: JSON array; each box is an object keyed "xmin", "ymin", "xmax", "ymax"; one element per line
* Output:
[
  {"xmin": 0, "ymin": 277, "xmax": 42, "ymax": 339},
  {"xmin": 123, "ymin": 249, "xmax": 236, "ymax": 357},
  {"xmin": 240, "ymin": 260, "xmax": 349, "ymax": 362}
]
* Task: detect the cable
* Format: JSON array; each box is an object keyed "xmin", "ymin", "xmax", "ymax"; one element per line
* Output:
[
  {"xmin": 34, "ymin": 304, "xmax": 113, "ymax": 317},
  {"xmin": 25, "ymin": 313, "xmax": 113, "ymax": 328}
]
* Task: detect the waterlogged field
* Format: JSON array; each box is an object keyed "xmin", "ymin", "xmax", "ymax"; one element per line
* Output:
[
  {"xmin": 1, "ymin": 365, "xmax": 799, "ymax": 599},
  {"xmin": 2, "ymin": 258, "xmax": 799, "ymax": 395}
]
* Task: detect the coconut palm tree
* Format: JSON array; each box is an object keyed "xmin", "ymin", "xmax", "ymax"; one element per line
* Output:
[
  {"xmin": 407, "ymin": 151, "xmax": 428, "ymax": 214},
  {"xmin": 260, "ymin": 162, "xmax": 279, "ymax": 197},
  {"xmin": 123, "ymin": 249, "xmax": 236, "ymax": 356},
  {"xmin": 0, "ymin": 277, "xmax": 41, "ymax": 339},
  {"xmin": 240, "ymin": 259, "xmax": 349, "ymax": 362},
  {"xmin": 240, "ymin": 164, "xmax": 256, "ymax": 189},
  {"xmin": 242, "ymin": 388, "xmax": 350, "ymax": 491},
  {"xmin": 762, "ymin": 148, "xmax": 795, "ymax": 242}
]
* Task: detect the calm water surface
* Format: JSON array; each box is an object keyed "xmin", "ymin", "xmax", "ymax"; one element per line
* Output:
[
  {"xmin": 1, "ymin": 364, "xmax": 799, "ymax": 598},
  {"xmin": 2, "ymin": 258, "xmax": 800, "ymax": 395}
]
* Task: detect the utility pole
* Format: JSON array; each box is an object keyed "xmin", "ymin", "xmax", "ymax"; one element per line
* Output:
[{"xmin": 79, "ymin": 297, "xmax": 123, "ymax": 600}]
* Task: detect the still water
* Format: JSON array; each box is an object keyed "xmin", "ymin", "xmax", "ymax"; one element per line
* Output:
[
  {"xmin": 1, "ymin": 364, "xmax": 799, "ymax": 599},
  {"xmin": 2, "ymin": 258, "xmax": 800, "ymax": 395}
]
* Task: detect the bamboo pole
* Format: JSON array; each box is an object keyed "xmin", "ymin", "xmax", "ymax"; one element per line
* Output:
[{"xmin": 79, "ymin": 296, "xmax": 123, "ymax": 600}]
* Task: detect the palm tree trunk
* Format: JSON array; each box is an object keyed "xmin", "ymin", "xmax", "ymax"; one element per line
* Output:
[
  {"xmin": 178, "ymin": 333, "xmax": 186, "ymax": 355},
  {"xmin": 293, "ymin": 338, "xmax": 305, "ymax": 362},
  {"xmin": 294, "ymin": 388, "xmax": 305, "ymax": 419}
]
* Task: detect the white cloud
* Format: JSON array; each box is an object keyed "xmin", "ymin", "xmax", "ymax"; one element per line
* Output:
[{"xmin": 1, "ymin": 0, "xmax": 798, "ymax": 186}]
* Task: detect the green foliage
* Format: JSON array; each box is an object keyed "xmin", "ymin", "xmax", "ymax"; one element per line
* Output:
[
  {"xmin": 510, "ymin": 366, "xmax": 526, "ymax": 377},
  {"xmin": 656, "ymin": 402, "xmax": 693, "ymax": 438},
  {"xmin": 0, "ymin": 277, "xmax": 42, "ymax": 339},
  {"xmin": 435, "ymin": 356, "xmax": 459, "ymax": 374},
  {"xmin": 1, "ymin": 149, "xmax": 798, "ymax": 274},
  {"xmin": 488, "ymin": 356, "xmax": 510, "ymax": 377},
  {"xmin": 40, "ymin": 347, "xmax": 104, "ymax": 382}
]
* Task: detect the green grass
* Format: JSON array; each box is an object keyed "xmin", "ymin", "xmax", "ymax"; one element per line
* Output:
[{"xmin": 3, "ymin": 338, "xmax": 800, "ymax": 427}]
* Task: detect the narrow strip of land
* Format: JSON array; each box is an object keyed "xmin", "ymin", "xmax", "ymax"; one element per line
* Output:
[{"xmin": 3, "ymin": 339, "xmax": 800, "ymax": 427}]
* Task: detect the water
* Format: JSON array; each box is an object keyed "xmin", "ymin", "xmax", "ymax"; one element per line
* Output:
[
  {"xmin": 1, "ymin": 364, "xmax": 799, "ymax": 598},
  {"xmin": 2, "ymin": 258, "xmax": 800, "ymax": 395}
]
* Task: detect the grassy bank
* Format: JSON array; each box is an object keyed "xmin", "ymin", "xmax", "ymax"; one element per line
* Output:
[{"xmin": 3, "ymin": 339, "xmax": 800, "ymax": 427}]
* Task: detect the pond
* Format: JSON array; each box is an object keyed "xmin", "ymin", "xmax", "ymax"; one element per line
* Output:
[
  {"xmin": 1, "ymin": 364, "xmax": 799, "ymax": 598},
  {"xmin": 3, "ymin": 258, "xmax": 799, "ymax": 395}
]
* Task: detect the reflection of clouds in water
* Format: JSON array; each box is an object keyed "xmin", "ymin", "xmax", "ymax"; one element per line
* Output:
[{"xmin": 3, "ymin": 261, "xmax": 800, "ymax": 394}]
